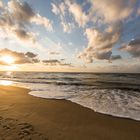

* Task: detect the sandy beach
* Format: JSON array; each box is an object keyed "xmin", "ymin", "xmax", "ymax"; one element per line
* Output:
[{"xmin": 0, "ymin": 86, "xmax": 140, "ymax": 140}]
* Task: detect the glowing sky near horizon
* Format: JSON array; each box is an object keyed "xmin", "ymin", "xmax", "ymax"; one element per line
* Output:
[{"xmin": 0, "ymin": 0, "xmax": 140, "ymax": 72}]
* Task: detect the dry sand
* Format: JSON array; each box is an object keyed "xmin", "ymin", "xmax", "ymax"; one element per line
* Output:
[{"xmin": 0, "ymin": 86, "xmax": 140, "ymax": 140}]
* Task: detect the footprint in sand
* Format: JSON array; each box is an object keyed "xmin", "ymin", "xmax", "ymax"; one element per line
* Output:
[{"xmin": 0, "ymin": 116, "xmax": 48, "ymax": 140}]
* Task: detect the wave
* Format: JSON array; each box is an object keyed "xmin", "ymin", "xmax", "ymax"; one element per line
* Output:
[
  {"xmin": 29, "ymin": 88, "xmax": 140, "ymax": 121},
  {"xmin": 1, "ymin": 78, "xmax": 140, "ymax": 92}
]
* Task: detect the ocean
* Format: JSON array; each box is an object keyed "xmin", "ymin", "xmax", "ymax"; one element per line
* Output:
[{"xmin": 0, "ymin": 71, "xmax": 140, "ymax": 121}]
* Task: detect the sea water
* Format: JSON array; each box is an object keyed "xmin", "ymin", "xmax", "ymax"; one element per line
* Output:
[{"xmin": 0, "ymin": 72, "xmax": 140, "ymax": 120}]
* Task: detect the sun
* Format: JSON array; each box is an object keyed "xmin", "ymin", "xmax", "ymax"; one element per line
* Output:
[{"xmin": 1, "ymin": 55, "xmax": 15, "ymax": 64}]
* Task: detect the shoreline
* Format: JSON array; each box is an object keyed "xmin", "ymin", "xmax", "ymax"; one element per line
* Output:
[
  {"xmin": 0, "ymin": 86, "xmax": 140, "ymax": 140},
  {"xmin": 30, "ymin": 91, "xmax": 140, "ymax": 122},
  {"xmin": 29, "ymin": 88, "xmax": 140, "ymax": 122}
]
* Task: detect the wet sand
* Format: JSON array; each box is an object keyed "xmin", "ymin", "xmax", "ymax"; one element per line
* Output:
[{"xmin": 0, "ymin": 86, "xmax": 140, "ymax": 140}]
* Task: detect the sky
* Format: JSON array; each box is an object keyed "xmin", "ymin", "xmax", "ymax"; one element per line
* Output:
[{"xmin": 0, "ymin": 0, "xmax": 140, "ymax": 72}]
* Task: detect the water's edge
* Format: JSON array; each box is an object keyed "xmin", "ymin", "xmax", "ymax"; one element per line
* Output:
[{"xmin": 29, "ymin": 90, "xmax": 140, "ymax": 121}]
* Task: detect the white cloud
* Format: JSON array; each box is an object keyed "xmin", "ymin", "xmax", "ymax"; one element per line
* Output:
[
  {"xmin": 89, "ymin": 0, "xmax": 136, "ymax": 22},
  {"xmin": 61, "ymin": 21, "xmax": 74, "ymax": 33},
  {"xmin": 0, "ymin": 0, "xmax": 53, "ymax": 52},
  {"xmin": 0, "ymin": 0, "xmax": 3, "ymax": 9},
  {"xmin": 51, "ymin": 2, "xmax": 74, "ymax": 33},
  {"xmin": 78, "ymin": 0, "xmax": 137, "ymax": 63},
  {"xmin": 78, "ymin": 23, "xmax": 122, "ymax": 63},
  {"xmin": 51, "ymin": 3, "xmax": 60, "ymax": 15},
  {"xmin": 65, "ymin": 0, "xmax": 89, "ymax": 27},
  {"xmin": 51, "ymin": 2, "xmax": 65, "ymax": 16},
  {"xmin": 32, "ymin": 14, "xmax": 53, "ymax": 31}
]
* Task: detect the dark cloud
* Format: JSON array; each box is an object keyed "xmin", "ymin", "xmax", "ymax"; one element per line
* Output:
[
  {"xmin": 129, "ymin": 38, "xmax": 140, "ymax": 46},
  {"xmin": 8, "ymin": 0, "xmax": 35, "ymax": 24},
  {"xmin": 13, "ymin": 28, "xmax": 35, "ymax": 42},
  {"xmin": 32, "ymin": 58, "xmax": 40, "ymax": 63},
  {"xmin": 120, "ymin": 38, "xmax": 140, "ymax": 58},
  {"xmin": 95, "ymin": 51, "xmax": 112, "ymax": 60},
  {"xmin": 0, "ymin": 48, "xmax": 39, "ymax": 65},
  {"xmin": 43, "ymin": 59, "xmax": 61, "ymax": 65},
  {"xmin": 0, "ymin": 0, "xmax": 3, "ymax": 9},
  {"xmin": 25, "ymin": 52, "xmax": 37, "ymax": 58},
  {"xmin": 42, "ymin": 59, "xmax": 72, "ymax": 67}
]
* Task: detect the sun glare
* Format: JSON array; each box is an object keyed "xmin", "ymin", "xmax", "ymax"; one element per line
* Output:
[
  {"xmin": 1, "ymin": 55, "xmax": 15, "ymax": 64},
  {"xmin": 0, "ymin": 80, "xmax": 13, "ymax": 86}
]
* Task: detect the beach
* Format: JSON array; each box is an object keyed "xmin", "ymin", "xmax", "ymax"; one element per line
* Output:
[{"xmin": 0, "ymin": 86, "xmax": 140, "ymax": 140}]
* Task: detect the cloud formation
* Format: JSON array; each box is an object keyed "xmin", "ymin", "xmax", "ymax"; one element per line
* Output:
[
  {"xmin": 0, "ymin": 48, "xmax": 72, "ymax": 68},
  {"xmin": 65, "ymin": 1, "xmax": 89, "ymax": 27},
  {"xmin": 120, "ymin": 38, "xmax": 140, "ymax": 58},
  {"xmin": 51, "ymin": 0, "xmax": 137, "ymax": 63},
  {"xmin": 110, "ymin": 55, "xmax": 122, "ymax": 60},
  {"xmin": 78, "ymin": 23, "xmax": 122, "ymax": 62},
  {"xmin": 89, "ymin": 0, "xmax": 136, "ymax": 22},
  {"xmin": 32, "ymin": 14, "xmax": 53, "ymax": 31},
  {"xmin": 43, "ymin": 59, "xmax": 72, "ymax": 67},
  {"xmin": 0, "ymin": 48, "xmax": 40, "ymax": 65},
  {"xmin": 0, "ymin": 0, "xmax": 3, "ymax": 9},
  {"xmin": 51, "ymin": 2, "xmax": 74, "ymax": 33},
  {"xmin": 77, "ymin": 0, "xmax": 138, "ymax": 63},
  {"xmin": 0, "ymin": 0, "xmax": 53, "ymax": 44}
]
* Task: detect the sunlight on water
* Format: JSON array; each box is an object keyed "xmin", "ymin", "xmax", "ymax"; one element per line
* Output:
[{"xmin": 0, "ymin": 80, "xmax": 13, "ymax": 86}]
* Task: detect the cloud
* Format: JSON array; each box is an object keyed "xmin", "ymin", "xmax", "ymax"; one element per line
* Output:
[
  {"xmin": 7, "ymin": 0, "xmax": 35, "ymax": 23},
  {"xmin": 137, "ymin": 8, "xmax": 140, "ymax": 16},
  {"xmin": 77, "ymin": 0, "xmax": 138, "ymax": 64},
  {"xmin": 51, "ymin": 2, "xmax": 65, "ymax": 16},
  {"xmin": 61, "ymin": 21, "xmax": 74, "ymax": 33},
  {"xmin": 89, "ymin": 0, "xmax": 136, "ymax": 22},
  {"xmin": 7, "ymin": 0, "xmax": 53, "ymax": 31},
  {"xmin": 120, "ymin": 38, "xmax": 140, "ymax": 58},
  {"xmin": 78, "ymin": 22, "xmax": 122, "ymax": 62},
  {"xmin": 0, "ymin": 48, "xmax": 72, "ymax": 67},
  {"xmin": 43, "ymin": 59, "xmax": 61, "ymax": 65},
  {"xmin": 31, "ymin": 14, "xmax": 53, "ymax": 31},
  {"xmin": 0, "ymin": 48, "xmax": 40, "ymax": 65},
  {"xmin": 0, "ymin": 0, "xmax": 53, "ymax": 46},
  {"xmin": 0, "ymin": 0, "xmax": 3, "ymax": 9},
  {"xmin": 48, "ymin": 51, "xmax": 60, "ymax": 55},
  {"xmin": 42, "ymin": 59, "xmax": 72, "ymax": 67},
  {"xmin": 65, "ymin": 1, "xmax": 89, "ymax": 27},
  {"xmin": 110, "ymin": 55, "xmax": 122, "ymax": 60},
  {"xmin": 13, "ymin": 28, "xmax": 36, "ymax": 42},
  {"xmin": 25, "ymin": 52, "xmax": 37, "ymax": 58},
  {"xmin": 51, "ymin": 2, "xmax": 74, "ymax": 33},
  {"xmin": 52, "ymin": 0, "xmax": 139, "ymax": 67}
]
